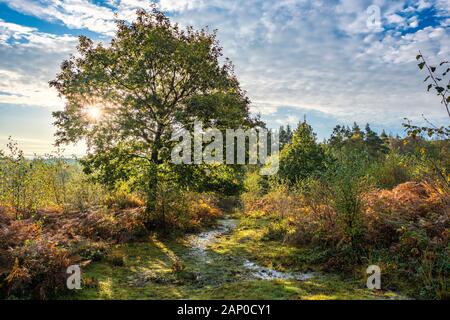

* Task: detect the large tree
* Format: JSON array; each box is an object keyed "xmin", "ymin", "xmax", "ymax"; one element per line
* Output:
[{"xmin": 50, "ymin": 8, "xmax": 252, "ymax": 215}]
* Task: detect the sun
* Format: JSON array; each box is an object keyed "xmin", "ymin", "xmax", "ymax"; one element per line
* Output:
[{"xmin": 86, "ymin": 105, "xmax": 102, "ymax": 121}]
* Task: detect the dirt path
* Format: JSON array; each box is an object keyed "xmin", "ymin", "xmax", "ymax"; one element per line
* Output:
[
  {"xmin": 68, "ymin": 213, "xmax": 406, "ymax": 300},
  {"xmin": 185, "ymin": 216, "xmax": 315, "ymax": 282}
]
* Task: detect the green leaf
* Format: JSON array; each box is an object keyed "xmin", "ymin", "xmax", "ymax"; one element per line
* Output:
[
  {"xmin": 416, "ymin": 54, "xmax": 422, "ymax": 60},
  {"xmin": 418, "ymin": 62, "xmax": 425, "ymax": 70},
  {"xmin": 427, "ymin": 84, "xmax": 433, "ymax": 92},
  {"xmin": 430, "ymin": 66, "xmax": 436, "ymax": 72},
  {"xmin": 436, "ymin": 86, "xmax": 445, "ymax": 94}
]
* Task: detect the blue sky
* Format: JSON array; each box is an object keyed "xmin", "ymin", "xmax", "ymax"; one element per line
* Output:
[{"xmin": 0, "ymin": 0, "xmax": 449, "ymax": 156}]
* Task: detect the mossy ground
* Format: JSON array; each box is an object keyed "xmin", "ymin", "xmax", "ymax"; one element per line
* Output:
[{"xmin": 63, "ymin": 212, "xmax": 404, "ymax": 300}]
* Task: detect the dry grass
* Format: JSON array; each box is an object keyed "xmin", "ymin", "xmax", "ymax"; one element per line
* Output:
[
  {"xmin": 0, "ymin": 205, "xmax": 150, "ymax": 299},
  {"xmin": 364, "ymin": 182, "xmax": 449, "ymax": 247}
]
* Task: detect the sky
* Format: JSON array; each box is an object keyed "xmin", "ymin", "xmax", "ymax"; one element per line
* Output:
[{"xmin": 0, "ymin": 0, "xmax": 449, "ymax": 156}]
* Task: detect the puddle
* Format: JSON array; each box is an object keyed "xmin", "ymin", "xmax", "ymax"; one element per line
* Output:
[
  {"xmin": 187, "ymin": 218, "xmax": 239, "ymax": 251},
  {"xmin": 186, "ymin": 217, "xmax": 315, "ymax": 282},
  {"xmin": 243, "ymin": 260, "xmax": 315, "ymax": 281}
]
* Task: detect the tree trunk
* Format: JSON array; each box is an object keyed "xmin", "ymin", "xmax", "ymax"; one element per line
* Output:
[
  {"xmin": 145, "ymin": 162, "xmax": 158, "ymax": 221},
  {"xmin": 145, "ymin": 123, "xmax": 163, "ymax": 223}
]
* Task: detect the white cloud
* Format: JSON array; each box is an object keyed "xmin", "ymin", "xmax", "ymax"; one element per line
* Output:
[
  {"xmin": 1, "ymin": 0, "xmax": 118, "ymax": 35},
  {"xmin": 408, "ymin": 16, "xmax": 419, "ymax": 28},
  {"xmin": 387, "ymin": 13, "xmax": 405, "ymax": 25},
  {"xmin": 0, "ymin": 0, "xmax": 449, "ymax": 128},
  {"xmin": 159, "ymin": 0, "xmax": 203, "ymax": 12},
  {"xmin": 417, "ymin": 0, "xmax": 433, "ymax": 11},
  {"xmin": 0, "ymin": 19, "xmax": 78, "ymax": 107},
  {"xmin": 166, "ymin": 0, "xmax": 450, "ymax": 125},
  {"xmin": 0, "ymin": 0, "xmax": 205, "ymax": 35}
]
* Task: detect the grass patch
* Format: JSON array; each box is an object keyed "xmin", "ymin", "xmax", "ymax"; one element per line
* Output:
[{"xmin": 62, "ymin": 213, "xmax": 406, "ymax": 300}]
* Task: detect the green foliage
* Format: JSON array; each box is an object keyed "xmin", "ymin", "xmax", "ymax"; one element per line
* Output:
[
  {"xmin": 325, "ymin": 151, "xmax": 371, "ymax": 248},
  {"xmin": 0, "ymin": 138, "xmax": 38, "ymax": 216},
  {"xmin": 244, "ymin": 112, "xmax": 448, "ymax": 299},
  {"xmin": 277, "ymin": 121, "xmax": 326, "ymax": 184},
  {"xmin": 328, "ymin": 123, "xmax": 388, "ymax": 159},
  {"xmin": 171, "ymin": 163, "xmax": 245, "ymax": 196},
  {"xmin": 397, "ymin": 137, "xmax": 450, "ymax": 193},
  {"xmin": 415, "ymin": 51, "xmax": 450, "ymax": 118},
  {"xmin": 369, "ymin": 153, "xmax": 412, "ymax": 189},
  {"xmin": 262, "ymin": 219, "xmax": 290, "ymax": 241},
  {"xmin": 364, "ymin": 124, "xmax": 389, "ymax": 157},
  {"xmin": 243, "ymin": 168, "xmax": 268, "ymax": 196},
  {"xmin": 279, "ymin": 125, "xmax": 293, "ymax": 150},
  {"xmin": 104, "ymin": 190, "xmax": 144, "ymax": 210}
]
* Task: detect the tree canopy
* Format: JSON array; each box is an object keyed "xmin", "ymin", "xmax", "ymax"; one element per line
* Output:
[
  {"xmin": 277, "ymin": 121, "xmax": 325, "ymax": 184},
  {"xmin": 50, "ymin": 8, "xmax": 253, "ymax": 213}
]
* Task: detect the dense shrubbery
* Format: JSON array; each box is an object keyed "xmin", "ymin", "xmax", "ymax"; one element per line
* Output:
[
  {"xmin": 1, "ymin": 120, "xmax": 448, "ymax": 299},
  {"xmin": 243, "ymin": 121, "xmax": 449, "ymax": 298}
]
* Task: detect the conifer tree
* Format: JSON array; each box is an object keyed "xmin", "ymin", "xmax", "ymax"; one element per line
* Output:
[{"xmin": 277, "ymin": 121, "xmax": 325, "ymax": 184}]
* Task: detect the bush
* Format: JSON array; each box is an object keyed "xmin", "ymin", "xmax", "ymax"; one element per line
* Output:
[
  {"xmin": 370, "ymin": 153, "xmax": 412, "ymax": 189},
  {"xmin": 148, "ymin": 187, "xmax": 223, "ymax": 232},
  {"xmin": 364, "ymin": 182, "xmax": 448, "ymax": 246},
  {"xmin": 65, "ymin": 173, "xmax": 106, "ymax": 212},
  {"xmin": 0, "ymin": 140, "xmax": 109, "ymax": 216},
  {"xmin": 242, "ymin": 181, "xmax": 301, "ymax": 218},
  {"xmin": 77, "ymin": 208, "xmax": 148, "ymax": 243},
  {"xmin": 0, "ymin": 140, "xmax": 227, "ymax": 299},
  {"xmin": 5, "ymin": 239, "xmax": 70, "ymax": 299},
  {"xmin": 262, "ymin": 219, "xmax": 290, "ymax": 241},
  {"xmin": 247, "ymin": 158, "xmax": 449, "ymax": 299},
  {"xmin": 104, "ymin": 191, "xmax": 144, "ymax": 210},
  {"xmin": 74, "ymin": 241, "xmax": 108, "ymax": 262},
  {"xmin": 161, "ymin": 173, "xmax": 225, "ymax": 231},
  {"xmin": 289, "ymin": 180, "xmax": 449, "ymax": 298},
  {"xmin": 0, "ymin": 206, "xmax": 151, "ymax": 299}
]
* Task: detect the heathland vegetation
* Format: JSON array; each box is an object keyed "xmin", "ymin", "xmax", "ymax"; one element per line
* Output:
[{"xmin": 0, "ymin": 8, "xmax": 448, "ymax": 300}]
